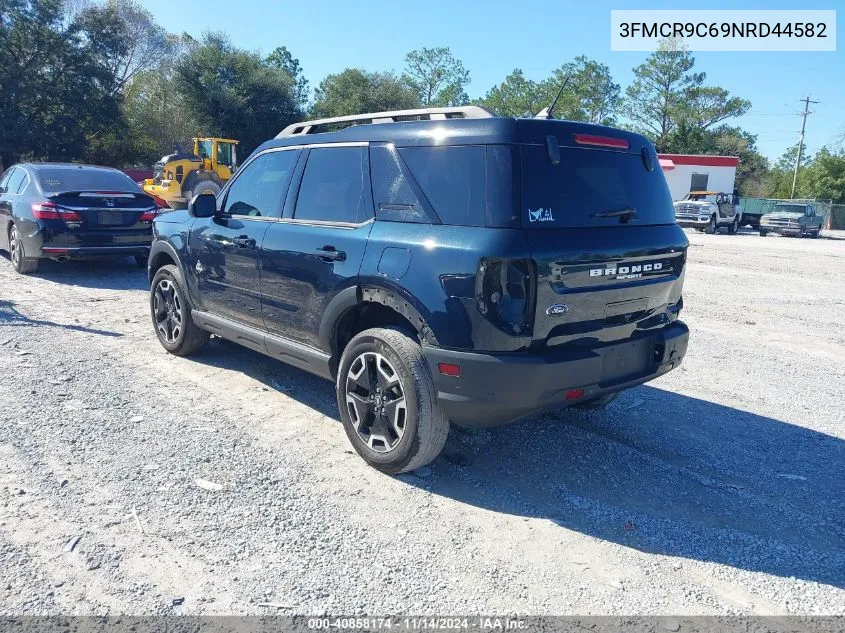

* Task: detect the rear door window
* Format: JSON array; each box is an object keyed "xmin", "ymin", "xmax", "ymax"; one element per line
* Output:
[
  {"xmin": 224, "ymin": 149, "xmax": 299, "ymax": 217},
  {"xmin": 521, "ymin": 146, "xmax": 675, "ymax": 228},
  {"xmin": 5, "ymin": 169, "xmax": 26, "ymax": 196},
  {"xmin": 398, "ymin": 145, "xmax": 485, "ymax": 226},
  {"xmin": 369, "ymin": 144, "xmax": 429, "ymax": 223},
  {"xmin": 294, "ymin": 146, "xmax": 371, "ymax": 224}
]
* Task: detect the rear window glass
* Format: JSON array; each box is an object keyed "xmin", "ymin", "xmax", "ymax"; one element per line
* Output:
[
  {"xmin": 36, "ymin": 168, "xmax": 138, "ymax": 195},
  {"xmin": 521, "ymin": 146, "xmax": 675, "ymax": 228},
  {"xmin": 773, "ymin": 204, "xmax": 807, "ymax": 214},
  {"xmin": 399, "ymin": 146, "xmax": 485, "ymax": 227}
]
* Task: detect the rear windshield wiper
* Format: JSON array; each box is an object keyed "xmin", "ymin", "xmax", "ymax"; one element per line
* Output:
[{"xmin": 592, "ymin": 207, "xmax": 637, "ymax": 222}]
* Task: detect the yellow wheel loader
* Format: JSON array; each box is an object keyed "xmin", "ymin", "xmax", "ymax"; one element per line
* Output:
[{"xmin": 143, "ymin": 137, "xmax": 239, "ymax": 209}]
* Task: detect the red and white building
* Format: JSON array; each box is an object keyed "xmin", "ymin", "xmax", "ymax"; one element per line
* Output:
[{"xmin": 658, "ymin": 154, "xmax": 740, "ymax": 202}]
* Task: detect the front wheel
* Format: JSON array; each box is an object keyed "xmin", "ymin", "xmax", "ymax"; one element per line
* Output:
[
  {"xmin": 759, "ymin": 229, "xmax": 768, "ymax": 237},
  {"xmin": 337, "ymin": 327, "xmax": 449, "ymax": 474},
  {"xmin": 728, "ymin": 218, "xmax": 738, "ymax": 235},
  {"xmin": 150, "ymin": 264, "xmax": 209, "ymax": 356},
  {"xmin": 704, "ymin": 216, "xmax": 716, "ymax": 234}
]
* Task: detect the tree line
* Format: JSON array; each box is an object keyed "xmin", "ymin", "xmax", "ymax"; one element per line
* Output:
[{"xmin": 2, "ymin": 0, "xmax": 844, "ymax": 202}]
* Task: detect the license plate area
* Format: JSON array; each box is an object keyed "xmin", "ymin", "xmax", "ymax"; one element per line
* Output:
[
  {"xmin": 600, "ymin": 338, "xmax": 653, "ymax": 385},
  {"xmin": 98, "ymin": 210, "xmax": 123, "ymax": 225}
]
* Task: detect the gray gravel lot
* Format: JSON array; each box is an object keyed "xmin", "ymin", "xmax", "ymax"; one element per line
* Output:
[{"xmin": 1, "ymin": 229, "xmax": 843, "ymax": 615}]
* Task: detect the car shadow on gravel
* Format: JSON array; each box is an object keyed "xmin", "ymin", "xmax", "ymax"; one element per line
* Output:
[
  {"xmin": 171, "ymin": 336, "xmax": 845, "ymax": 589},
  {"xmin": 0, "ymin": 299, "xmax": 123, "ymax": 337},
  {"xmin": 419, "ymin": 386, "xmax": 845, "ymax": 589},
  {"xmin": 0, "ymin": 253, "xmax": 148, "ymax": 290}
]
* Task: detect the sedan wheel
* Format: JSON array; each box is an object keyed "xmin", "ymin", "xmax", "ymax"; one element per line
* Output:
[{"xmin": 9, "ymin": 226, "xmax": 38, "ymax": 274}]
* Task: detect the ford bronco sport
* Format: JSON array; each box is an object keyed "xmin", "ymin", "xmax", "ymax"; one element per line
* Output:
[{"xmin": 147, "ymin": 106, "xmax": 689, "ymax": 473}]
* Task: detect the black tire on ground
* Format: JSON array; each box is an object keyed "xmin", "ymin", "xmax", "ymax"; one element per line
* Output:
[
  {"xmin": 150, "ymin": 264, "xmax": 209, "ymax": 356},
  {"xmin": 759, "ymin": 229, "xmax": 768, "ymax": 237},
  {"xmin": 813, "ymin": 229, "xmax": 821, "ymax": 238},
  {"xmin": 336, "ymin": 327, "xmax": 450, "ymax": 474},
  {"xmin": 573, "ymin": 392, "xmax": 619, "ymax": 410},
  {"xmin": 728, "ymin": 217, "xmax": 738, "ymax": 235},
  {"xmin": 704, "ymin": 216, "xmax": 716, "ymax": 234},
  {"xmin": 185, "ymin": 172, "xmax": 223, "ymax": 201},
  {"xmin": 9, "ymin": 225, "xmax": 38, "ymax": 274},
  {"xmin": 134, "ymin": 254, "xmax": 148, "ymax": 268}
]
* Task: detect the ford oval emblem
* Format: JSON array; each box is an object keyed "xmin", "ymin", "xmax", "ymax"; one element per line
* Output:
[{"xmin": 546, "ymin": 304, "xmax": 569, "ymax": 316}]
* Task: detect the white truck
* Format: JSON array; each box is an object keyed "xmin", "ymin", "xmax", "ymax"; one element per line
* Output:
[{"xmin": 673, "ymin": 191, "xmax": 743, "ymax": 235}]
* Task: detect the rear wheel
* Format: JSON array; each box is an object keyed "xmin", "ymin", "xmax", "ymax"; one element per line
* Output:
[
  {"xmin": 150, "ymin": 264, "xmax": 209, "ymax": 356},
  {"xmin": 185, "ymin": 172, "xmax": 223, "ymax": 201},
  {"xmin": 704, "ymin": 216, "xmax": 716, "ymax": 234},
  {"xmin": 337, "ymin": 327, "xmax": 449, "ymax": 474},
  {"xmin": 812, "ymin": 229, "xmax": 821, "ymax": 238},
  {"xmin": 9, "ymin": 225, "xmax": 38, "ymax": 274}
]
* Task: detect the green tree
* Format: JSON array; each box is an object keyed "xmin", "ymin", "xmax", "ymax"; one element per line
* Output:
[
  {"xmin": 310, "ymin": 68, "xmax": 420, "ymax": 119},
  {"xmin": 175, "ymin": 32, "xmax": 302, "ymax": 156},
  {"xmin": 265, "ymin": 45, "xmax": 309, "ymax": 108},
  {"xmin": 473, "ymin": 69, "xmax": 545, "ymax": 118},
  {"xmin": 620, "ymin": 40, "xmax": 703, "ymax": 147},
  {"xmin": 795, "ymin": 147, "xmax": 845, "ymax": 202},
  {"xmin": 0, "ymin": 0, "xmax": 128, "ymax": 169},
  {"xmin": 540, "ymin": 56, "xmax": 621, "ymax": 124},
  {"xmin": 681, "ymin": 86, "xmax": 750, "ymax": 131},
  {"xmin": 765, "ymin": 144, "xmax": 808, "ymax": 199},
  {"xmin": 402, "ymin": 47, "xmax": 470, "ymax": 107}
]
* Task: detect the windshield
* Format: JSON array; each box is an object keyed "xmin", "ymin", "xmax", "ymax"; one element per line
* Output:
[
  {"xmin": 35, "ymin": 168, "xmax": 139, "ymax": 194},
  {"xmin": 772, "ymin": 204, "xmax": 807, "ymax": 214},
  {"xmin": 685, "ymin": 194, "xmax": 717, "ymax": 203},
  {"xmin": 521, "ymin": 146, "xmax": 675, "ymax": 228}
]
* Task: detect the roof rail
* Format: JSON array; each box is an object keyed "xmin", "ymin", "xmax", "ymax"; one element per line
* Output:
[{"xmin": 276, "ymin": 106, "xmax": 495, "ymax": 138}]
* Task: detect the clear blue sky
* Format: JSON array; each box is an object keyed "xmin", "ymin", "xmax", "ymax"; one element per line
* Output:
[{"xmin": 138, "ymin": 0, "xmax": 843, "ymax": 162}]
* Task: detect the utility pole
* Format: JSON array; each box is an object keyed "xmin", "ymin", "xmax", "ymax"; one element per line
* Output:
[{"xmin": 791, "ymin": 96, "xmax": 819, "ymax": 199}]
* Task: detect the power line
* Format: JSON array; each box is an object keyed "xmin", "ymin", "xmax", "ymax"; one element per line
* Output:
[{"xmin": 791, "ymin": 96, "xmax": 820, "ymax": 199}]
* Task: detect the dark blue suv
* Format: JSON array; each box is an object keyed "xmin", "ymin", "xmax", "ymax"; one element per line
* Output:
[{"xmin": 147, "ymin": 107, "xmax": 689, "ymax": 473}]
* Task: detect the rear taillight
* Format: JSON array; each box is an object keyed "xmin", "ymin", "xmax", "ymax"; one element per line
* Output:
[
  {"xmin": 32, "ymin": 202, "xmax": 81, "ymax": 224},
  {"xmin": 476, "ymin": 258, "xmax": 535, "ymax": 336},
  {"xmin": 152, "ymin": 195, "xmax": 170, "ymax": 210},
  {"xmin": 138, "ymin": 210, "xmax": 158, "ymax": 222}
]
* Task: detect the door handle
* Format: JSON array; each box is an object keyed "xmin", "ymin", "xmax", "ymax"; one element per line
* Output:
[
  {"xmin": 313, "ymin": 246, "xmax": 346, "ymax": 262},
  {"xmin": 233, "ymin": 236, "xmax": 256, "ymax": 248}
]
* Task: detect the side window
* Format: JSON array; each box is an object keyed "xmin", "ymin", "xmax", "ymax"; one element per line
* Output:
[
  {"xmin": 0, "ymin": 168, "xmax": 13, "ymax": 191},
  {"xmin": 370, "ymin": 144, "xmax": 428, "ymax": 223},
  {"xmin": 5, "ymin": 169, "xmax": 26, "ymax": 196},
  {"xmin": 690, "ymin": 173, "xmax": 708, "ymax": 192},
  {"xmin": 197, "ymin": 140, "xmax": 213, "ymax": 160},
  {"xmin": 223, "ymin": 150, "xmax": 298, "ymax": 217},
  {"xmin": 294, "ymin": 147, "xmax": 370, "ymax": 224},
  {"xmin": 15, "ymin": 173, "xmax": 29, "ymax": 194},
  {"xmin": 217, "ymin": 143, "xmax": 233, "ymax": 167},
  {"xmin": 398, "ymin": 145, "xmax": 485, "ymax": 226}
]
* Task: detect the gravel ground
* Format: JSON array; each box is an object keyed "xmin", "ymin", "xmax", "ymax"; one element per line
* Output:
[{"xmin": 0, "ymin": 229, "xmax": 843, "ymax": 616}]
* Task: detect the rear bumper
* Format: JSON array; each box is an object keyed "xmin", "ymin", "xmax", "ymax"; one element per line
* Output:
[{"xmin": 423, "ymin": 321, "xmax": 689, "ymax": 427}]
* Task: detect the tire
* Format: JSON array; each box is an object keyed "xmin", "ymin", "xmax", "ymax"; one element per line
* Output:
[
  {"xmin": 728, "ymin": 217, "xmax": 738, "ymax": 235},
  {"xmin": 185, "ymin": 172, "xmax": 222, "ymax": 200},
  {"xmin": 336, "ymin": 327, "xmax": 449, "ymax": 474},
  {"xmin": 134, "ymin": 254, "xmax": 148, "ymax": 268},
  {"xmin": 9, "ymin": 225, "xmax": 38, "ymax": 274},
  {"xmin": 573, "ymin": 392, "xmax": 619, "ymax": 410},
  {"xmin": 150, "ymin": 264, "xmax": 209, "ymax": 356},
  {"xmin": 759, "ymin": 229, "xmax": 768, "ymax": 237},
  {"xmin": 812, "ymin": 229, "xmax": 821, "ymax": 239},
  {"xmin": 704, "ymin": 216, "xmax": 716, "ymax": 234}
]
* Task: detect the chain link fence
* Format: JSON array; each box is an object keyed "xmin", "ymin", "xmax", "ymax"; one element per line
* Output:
[{"xmin": 739, "ymin": 197, "xmax": 845, "ymax": 229}]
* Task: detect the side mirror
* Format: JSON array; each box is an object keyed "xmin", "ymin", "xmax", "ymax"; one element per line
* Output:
[
  {"xmin": 0, "ymin": 186, "xmax": 6, "ymax": 194},
  {"xmin": 188, "ymin": 193, "xmax": 217, "ymax": 218}
]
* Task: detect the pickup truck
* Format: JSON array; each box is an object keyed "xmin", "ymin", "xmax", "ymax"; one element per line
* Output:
[
  {"xmin": 674, "ymin": 191, "xmax": 743, "ymax": 234},
  {"xmin": 759, "ymin": 203, "xmax": 823, "ymax": 238}
]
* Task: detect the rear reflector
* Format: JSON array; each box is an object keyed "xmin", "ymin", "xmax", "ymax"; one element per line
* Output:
[
  {"xmin": 573, "ymin": 133, "xmax": 630, "ymax": 149},
  {"xmin": 438, "ymin": 362, "xmax": 461, "ymax": 377},
  {"xmin": 564, "ymin": 388, "xmax": 585, "ymax": 400},
  {"xmin": 138, "ymin": 210, "xmax": 158, "ymax": 222}
]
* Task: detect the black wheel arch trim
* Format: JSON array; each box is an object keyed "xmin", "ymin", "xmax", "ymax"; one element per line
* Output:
[
  {"xmin": 147, "ymin": 241, "xmax": 199, "ymax": 308},
  {"xmin": 318, "ymin": 283, "xmax": 439, "ymax": 356}
]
